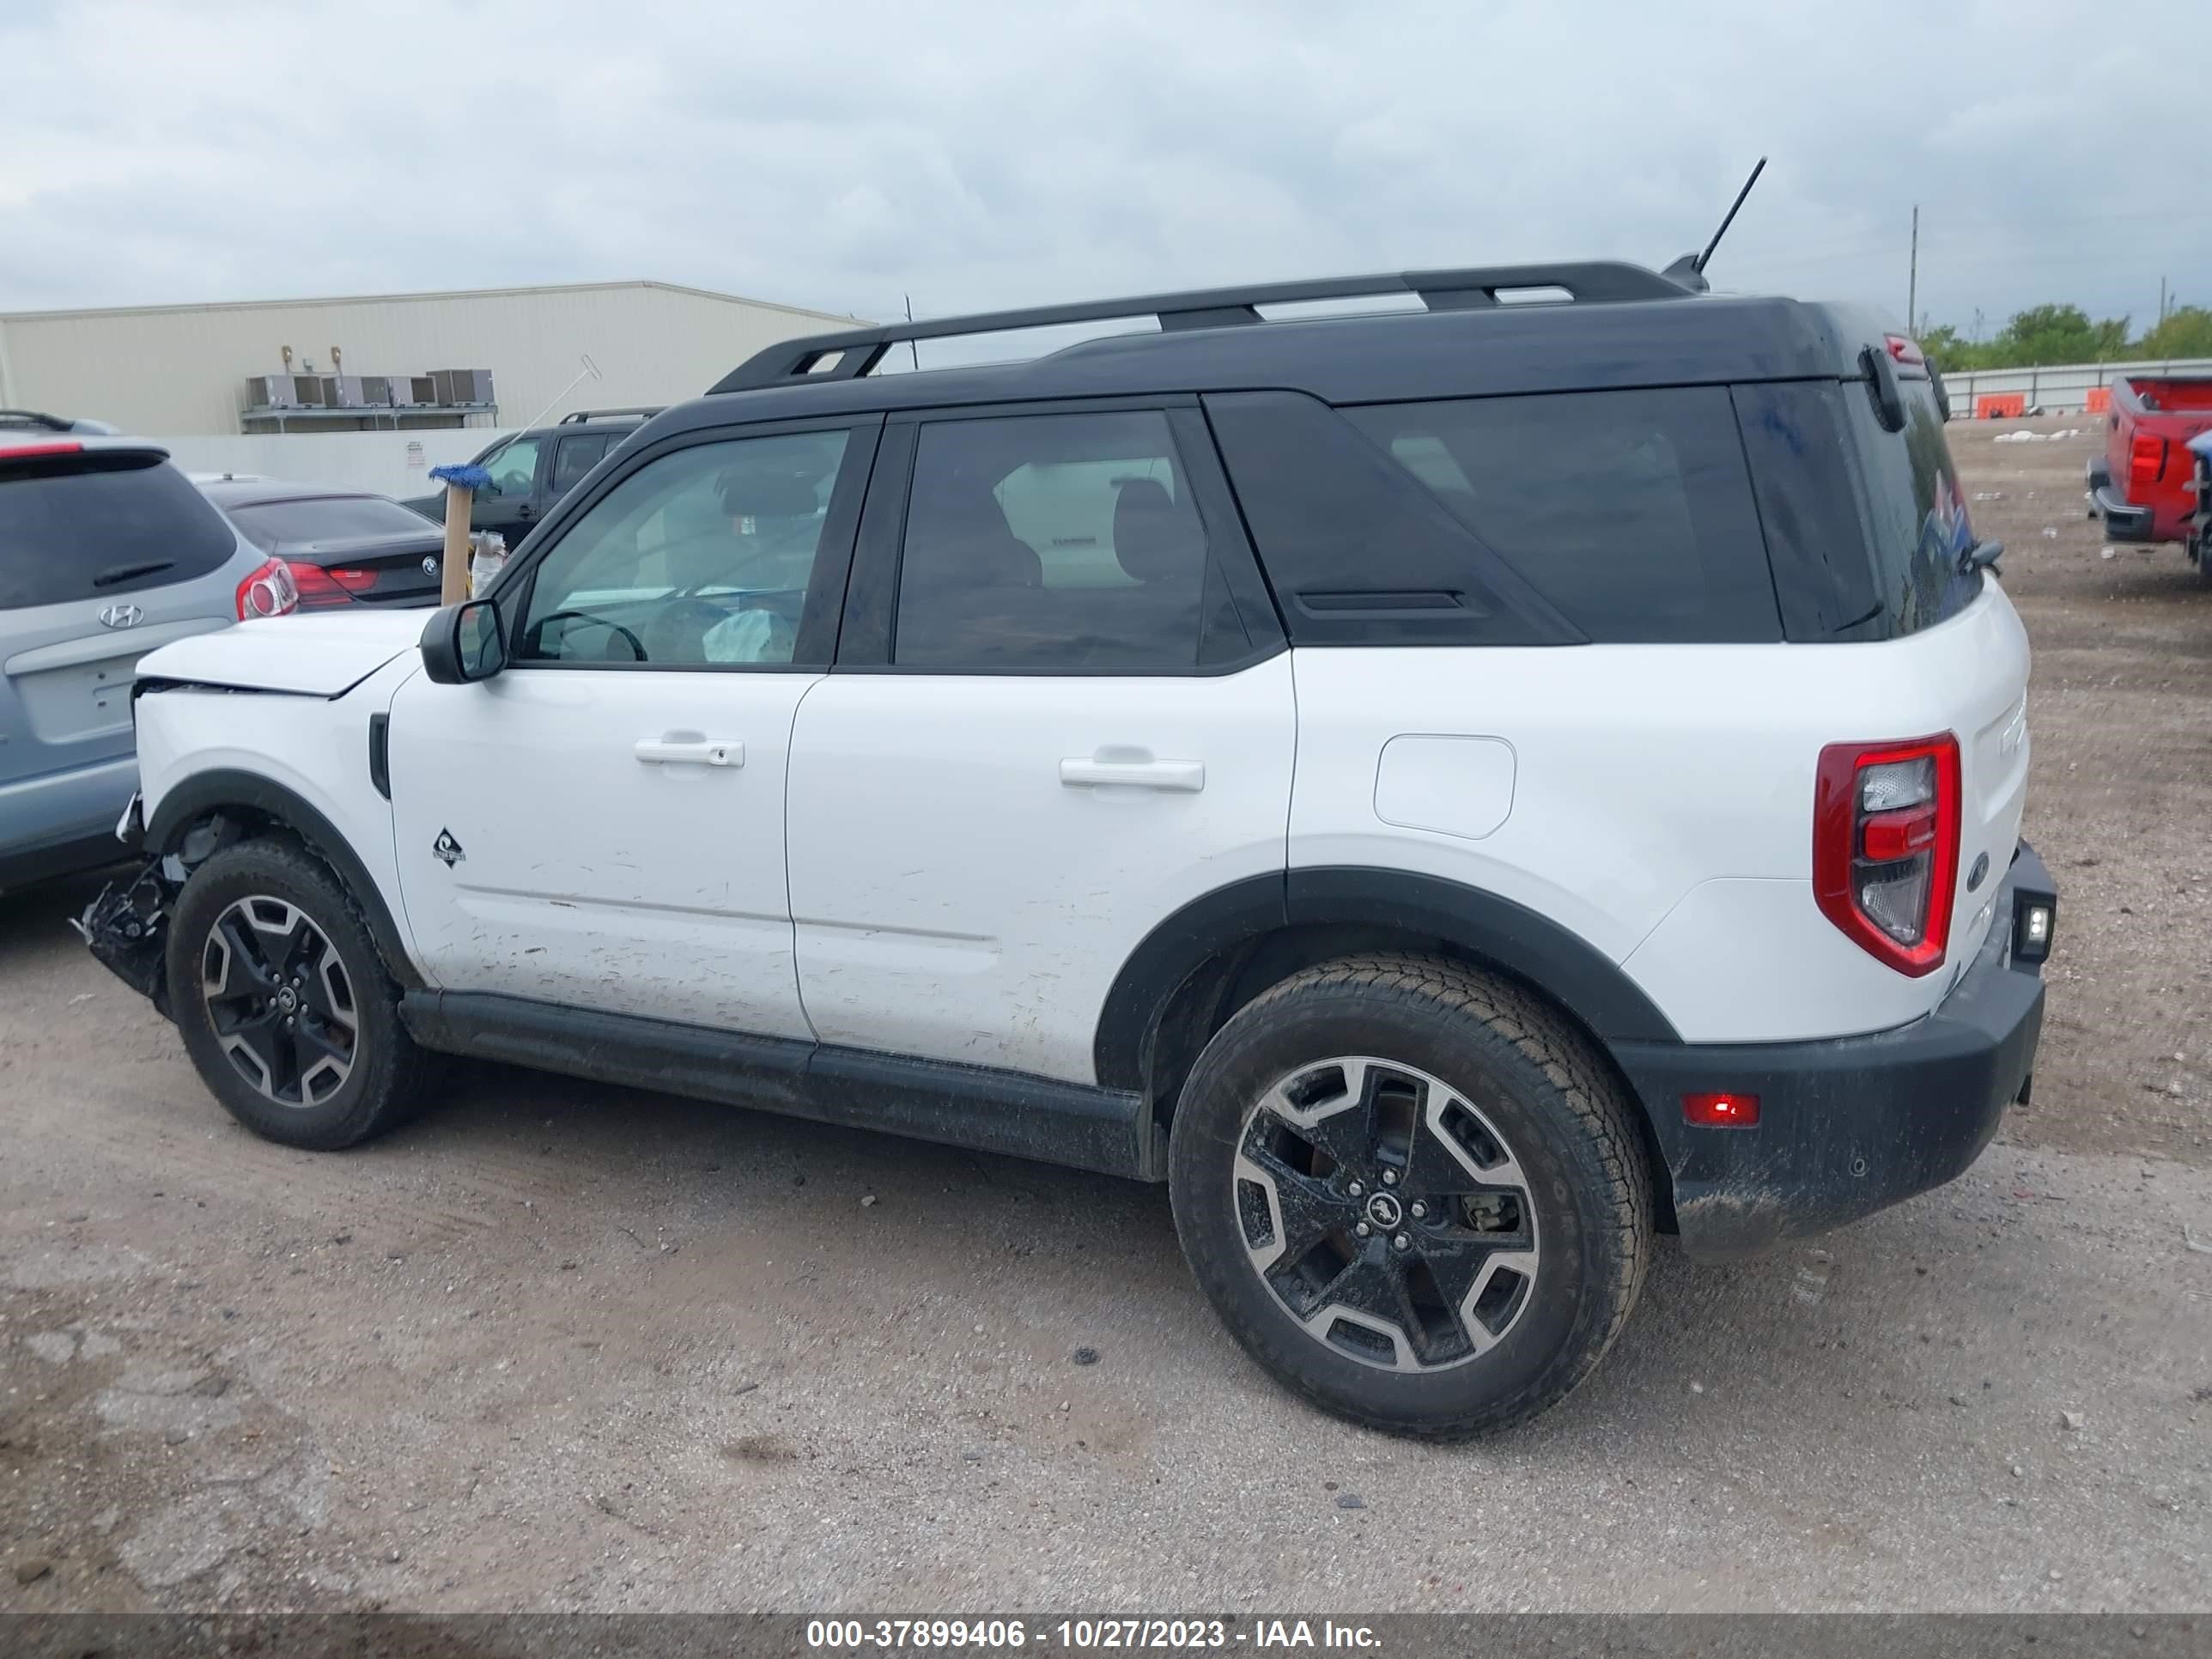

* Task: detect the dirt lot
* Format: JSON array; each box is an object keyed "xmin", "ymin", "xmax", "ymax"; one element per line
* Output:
[{"xmin": 1, "ymin": 417, "xmax": 2207, "ymax": 1615}]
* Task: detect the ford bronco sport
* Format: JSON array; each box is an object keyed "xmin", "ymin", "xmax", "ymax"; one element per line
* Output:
[{"xmin": 82, "ymin": 263, "xmax": 2054, "ymax": 1435}]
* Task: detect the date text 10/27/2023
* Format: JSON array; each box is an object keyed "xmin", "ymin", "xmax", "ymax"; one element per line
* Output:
[{"xmin": 805, "ymin": 1620, "xmax": 1383, "ymax": 1651}]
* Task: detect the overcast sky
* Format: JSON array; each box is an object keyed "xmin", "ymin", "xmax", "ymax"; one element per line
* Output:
[{"xmin": 3, "ymin": 0, "xmax": 2199, "ymax": 338}]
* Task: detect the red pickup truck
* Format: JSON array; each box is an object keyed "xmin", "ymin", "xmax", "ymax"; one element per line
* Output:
[{"xmin": 2090, "ymin": 376, "xmax": 2212, "ymax": 569}]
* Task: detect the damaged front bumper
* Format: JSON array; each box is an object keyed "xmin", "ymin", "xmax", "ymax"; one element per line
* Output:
[
  {"xmin": 72, "ymin": 793, "xmax": 173, "ymax": 1018},
  {"xmin": 1614, "ymin": 842, "xmax": 2057, "ymax": 1262},
  {"xmin": 75, "ymin": 860, "xmax": 173, "ymax": 1016}
]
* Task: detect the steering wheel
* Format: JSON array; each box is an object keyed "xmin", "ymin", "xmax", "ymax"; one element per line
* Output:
[{"xmin": 527, "ymin": 609, "xmax": 646, "ymax": 662}]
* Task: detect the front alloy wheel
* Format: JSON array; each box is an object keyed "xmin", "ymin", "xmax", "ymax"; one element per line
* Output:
[
  {"xmin": 1235, "ymin": 1056, "xmax": 1539, "ymax": 1371},
  {"xmin": 200, "ymin": 894, "xmax": 359, "ymax": 1108}
]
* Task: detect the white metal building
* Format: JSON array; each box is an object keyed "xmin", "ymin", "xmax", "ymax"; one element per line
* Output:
[{"xmin": 0, "ymin": 281, "xmax": 864, "ymax": 437}]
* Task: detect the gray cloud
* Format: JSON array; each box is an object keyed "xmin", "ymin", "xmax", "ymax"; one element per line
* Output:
[{"xmin": 3, "ymin": 0, "xmax": 2201, "ymax": 336}]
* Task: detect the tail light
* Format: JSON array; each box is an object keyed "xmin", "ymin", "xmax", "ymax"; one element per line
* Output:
[
  {"xmin": 283, "ymin": 560, "xmax": 377, "ymax": 607},
  {"xmin": 1814, "ymin": 735, "xmax": 1961, "ymax": 977},
  {"xmin": 234, "ymin": 557, "xmax": 300, "ymax": 620},
  {"xmin": 2130, "ymin": 433, "xmax": 2166, "ymax": 487}
]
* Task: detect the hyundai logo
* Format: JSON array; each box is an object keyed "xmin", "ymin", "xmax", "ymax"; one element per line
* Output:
[{"xmin": 98, "ymin": 604, "xmax": 143, "ymax": 629}]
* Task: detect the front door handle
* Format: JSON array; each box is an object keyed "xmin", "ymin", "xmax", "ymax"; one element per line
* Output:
[
  {"xmin": 1060, "ymin": 755, "xmax": 1205, "ymax": 793},
  {"xmin": 635, "ymin": 737, "xmax": 744, "ymax": 768}
]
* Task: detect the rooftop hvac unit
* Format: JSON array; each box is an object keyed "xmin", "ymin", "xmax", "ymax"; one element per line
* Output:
[
  {"xmin": 244, "ymin": 375, "xmax": 298, "ymax": 410},
  {"xmin": 356, "ymin": 375, "xmax": 398, "ymax": 407},
  {"xmin": 430, "ymin": 368, "xmax": 495, "ymax": 406},
  {"xmin": 322, "ymin": 375, "xmax": 368, "ymax": 409}
]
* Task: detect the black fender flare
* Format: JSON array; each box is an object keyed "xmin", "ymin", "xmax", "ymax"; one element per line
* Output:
[
  {"xmin": 143, "ymin": 769, "xmax": 423, "ymax": 989},
  {"xmin": 1091, "ymin": 866, "xmax": 1681, "ymax": 1092}
]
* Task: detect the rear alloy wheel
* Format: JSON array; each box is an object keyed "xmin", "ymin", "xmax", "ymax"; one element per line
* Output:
[
  {"xmin": 1233, "ymin": 1055, "xmax": 1540, "ymax": 1371},
  {"xmin": 1169, "ymin": 954, "xmax": 1650, "ymax": 1437},
  {"xmin": 168, "ymin": 838, "xmax": 434, "ymax": 1150}
]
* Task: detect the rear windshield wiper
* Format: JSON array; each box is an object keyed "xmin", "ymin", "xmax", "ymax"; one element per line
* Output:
[{"xmin": 92, "ymin": 560, "xmax": 173, "ymax": 587}]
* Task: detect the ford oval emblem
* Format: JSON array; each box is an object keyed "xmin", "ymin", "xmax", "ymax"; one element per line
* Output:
[
  {"xmin": 1966, "ymin": 851, "xmax": 1990, "ymax": 892},
  {"xmin": 98, "ymin": 604, "xmax": 143, "ymax": 629}
]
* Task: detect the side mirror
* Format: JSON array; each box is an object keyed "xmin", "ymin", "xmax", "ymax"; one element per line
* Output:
[{"xmin": 421, "ymin": 599, "xmax": 507, "ymax": 684}]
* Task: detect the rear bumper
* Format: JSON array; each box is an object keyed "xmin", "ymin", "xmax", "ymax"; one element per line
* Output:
[
  {"xmin": 0, "ymin": 757, "xmax": 139, "ymax": 890},
  {"xmin": 1617, "ymin": 842, "xmax": 2056, "ymax": 1261},
  {"xmin": 2093, "ymin": 483, "xmax": 2159, "ymax": 542}
]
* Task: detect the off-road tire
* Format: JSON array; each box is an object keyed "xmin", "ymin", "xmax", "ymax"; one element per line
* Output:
[
  {"xmin": 167, "ymin": 837, "xmax": 434, "ymax": 1150},
  {"xmin": 1168, "ymin": 953, "xmax": 1651, "ymax": 1437}
]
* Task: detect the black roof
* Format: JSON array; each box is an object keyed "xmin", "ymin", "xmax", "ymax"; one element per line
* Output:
[{"xmin": 635, "ymin": 262, "xmax": 1885, "ymax": 448}]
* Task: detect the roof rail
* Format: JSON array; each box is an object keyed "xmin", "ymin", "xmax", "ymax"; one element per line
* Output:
[
  {"xmin": 712, "ymin": 262, "xmax": 1692, "ymax": 393},
  {"xmin": 556, "ymin": 406, "xmax": 661, "ymax": 424},
  {"xmin": 0, "ymin": 409, "xmax": 76, "ymax": 431}
]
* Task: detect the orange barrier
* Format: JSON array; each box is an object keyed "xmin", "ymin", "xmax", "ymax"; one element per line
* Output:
[
  {"xmin": 1977, "ymin": 393, "xmax": 2027, "ymax": 419},
  {"xmin": 2085, "ymin": 386, "xmax": 2111, "ymax": 413}
]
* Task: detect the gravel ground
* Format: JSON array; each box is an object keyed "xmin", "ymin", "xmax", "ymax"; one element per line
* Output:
[{"xmin": 0, "ymin": 419, "xmax": 2207, "ymax": 1615}]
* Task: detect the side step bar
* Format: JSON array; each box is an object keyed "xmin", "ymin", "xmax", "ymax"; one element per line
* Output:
[{"xmin": 399, "ymin": 991, "xmax": 1160, "ymax": 1181}]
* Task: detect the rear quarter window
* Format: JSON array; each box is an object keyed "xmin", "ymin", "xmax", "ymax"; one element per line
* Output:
[
  {"xmin": 1846, "ymin": 379, "xmax": 1983, "ymax": 635},
  {"xmin": 0, "ymin": 453, "xmax": 239, "ymax": 610},
  {"xmin": 1344, "ymin": 387, "xmax": 1782, "ymax": 644}
]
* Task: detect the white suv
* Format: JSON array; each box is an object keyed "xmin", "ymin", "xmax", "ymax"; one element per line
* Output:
[{"xmin": 82, "ymin": 264, "xmax": 2055, "ymax": 1435}]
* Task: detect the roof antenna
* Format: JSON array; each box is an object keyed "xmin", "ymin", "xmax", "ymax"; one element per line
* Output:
[{"xmin": 1663, "ymin": 156, "xmax": 1766, "ymax": 293}]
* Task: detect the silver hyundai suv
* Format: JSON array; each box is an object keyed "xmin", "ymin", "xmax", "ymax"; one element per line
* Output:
[{"xmin": 1, "ymin": 412, "xmax": 292, "ymax": 891}]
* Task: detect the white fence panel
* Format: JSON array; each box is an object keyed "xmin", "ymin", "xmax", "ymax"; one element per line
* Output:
[
  {"xmin": 1941, "ymin": 357, "xmax": 2212, "ymax": 417},
  {"xmin": 153, "ymin": 428, "xmax": 516, "ymax": 501}
]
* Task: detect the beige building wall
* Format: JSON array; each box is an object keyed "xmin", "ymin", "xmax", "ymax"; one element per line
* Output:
[{"xmin": 0, "ymin": 281, "xmax": 862, "ymax": 435}]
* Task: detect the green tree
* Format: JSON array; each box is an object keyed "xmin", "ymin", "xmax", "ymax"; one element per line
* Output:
[
  {"xmin": 1917, "ymin": 323, "xmax": 1985, "ymax": 372},
  {"xmin": 1980, "ymin": 304, "xmax": 2132, "ymax": 368},
  {"xmin": 2138, "ymin": 305, "xmax": 2212, "ymax": 359}
]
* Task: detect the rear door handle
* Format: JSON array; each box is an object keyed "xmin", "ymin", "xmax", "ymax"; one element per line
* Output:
[
  {"xmin": 635, "ymin": 737, "xmax": 744, "ymax": 768},
  {"xmin": 1060, "ymin": 756, "xmax": 1205, "ymax": 793}
]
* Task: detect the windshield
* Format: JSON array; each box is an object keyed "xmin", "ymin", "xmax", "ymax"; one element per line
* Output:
[{"xmin": 228, "ymin": 495, "xmax": 434, "ymax": 549}]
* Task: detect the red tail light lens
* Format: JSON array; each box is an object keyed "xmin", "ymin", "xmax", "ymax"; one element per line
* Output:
[
  {"xmin": 2130, "ymin": 433, "xmax": 2166, "ymax": 487},
  {"xmin": 1814, "ymin": 735, "xmax": 1961, "ymax": 977},
  {"xmin": 283, "ymin": 560, "xmax": 377, "ymax": 606},
  {"xmin": 234, "ymin": 557, "xmax": 300, "ymax": 620},
  {"xmin": 0, "ymin": 440, "xmax": 85, "ymax": 461}
]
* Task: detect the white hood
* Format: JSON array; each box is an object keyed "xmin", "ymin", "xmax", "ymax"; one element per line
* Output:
[{"xmin": 136, "ymin": 609, "xmax": 427, "ymax": 697}]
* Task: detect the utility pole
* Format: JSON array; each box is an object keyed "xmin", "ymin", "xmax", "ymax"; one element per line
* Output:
[
  {"xmin": 2158, "ymin": 276, "xmax": 2168, "ymax": 327},
  {"xmin": 1907, "ymin": 205, "xmax": 1918, "ymax": 334}
]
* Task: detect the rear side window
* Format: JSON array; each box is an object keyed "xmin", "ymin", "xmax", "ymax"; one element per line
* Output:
[
  {"xmin": 1343, "ymin": 388, "xmax": 1781, "ymax": 643},
  {"xmin": 1848, "ymin": 379, "xmax": 1982, "ymax": 635},
  {"xmin": 552, "ymin": 434, "xmax": 614, "ymax": 492},
  {"xmin": 0, "ymin": 453, "xmax": 238, "ymax": 611},
  {"xmin": 893, "ymin": 410, "xmax": 1237, "ymax": 670}
]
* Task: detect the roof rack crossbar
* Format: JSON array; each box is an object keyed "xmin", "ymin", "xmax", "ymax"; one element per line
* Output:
[
  {"xmin": 556, "ymin": 406, "xmax": 660, "ymax": 424},
  {"xmin": 711, "ymin": 261, "xmax": 1690, "ymax": 392}
]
